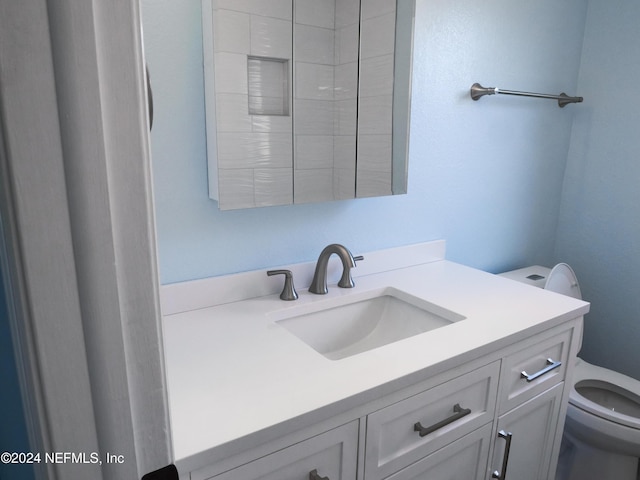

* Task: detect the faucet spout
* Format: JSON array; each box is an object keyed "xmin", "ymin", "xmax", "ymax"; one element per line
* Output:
[{"xmin": 309, "ymin": 244, "xmax": 358, "ymax": 294}]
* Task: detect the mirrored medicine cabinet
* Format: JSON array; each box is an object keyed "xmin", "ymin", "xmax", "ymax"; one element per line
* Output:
[{"xmin": 202, "ymin": 0, "xmax": 415, "ymax": 210}]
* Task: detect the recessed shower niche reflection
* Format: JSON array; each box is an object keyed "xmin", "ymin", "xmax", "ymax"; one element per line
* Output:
[{"xmin": 203, "ymin": 0, "xmax": 415, "ymax": 210}]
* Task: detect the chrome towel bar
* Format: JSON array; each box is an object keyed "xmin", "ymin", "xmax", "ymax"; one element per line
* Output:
[{"xmin": 470, "ymin": 82, "xmax": 583, "ymax": 108}]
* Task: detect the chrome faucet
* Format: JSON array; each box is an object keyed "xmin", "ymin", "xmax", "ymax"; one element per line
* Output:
[{"xmin": 309, "ymin": 244, "xmax": 362, "ymax": 294}]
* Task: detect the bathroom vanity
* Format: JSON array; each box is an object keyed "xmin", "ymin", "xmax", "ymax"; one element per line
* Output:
[{"xmin": 161, "ymin": 241, "xmax": 589, "ymax": 480}]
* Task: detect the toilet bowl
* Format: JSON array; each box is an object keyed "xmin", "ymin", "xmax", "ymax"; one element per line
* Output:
[
  {"xmin": 500, "ymin": 264, "xmax": 640, "ymax": 480},
  {"xmin": 560, "ymin": 357, "xmax": 640, "ymax": 480}
]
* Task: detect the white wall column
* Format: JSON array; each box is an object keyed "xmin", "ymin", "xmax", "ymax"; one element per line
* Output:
[{"xmin": 0, "ymin": 0, "xmax": 172, "ymax": 478}]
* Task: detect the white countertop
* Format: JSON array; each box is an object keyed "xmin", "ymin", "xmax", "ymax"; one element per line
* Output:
[{"xmin": 162, "ymin": 246, "xmax": 589, "ymax": 473}]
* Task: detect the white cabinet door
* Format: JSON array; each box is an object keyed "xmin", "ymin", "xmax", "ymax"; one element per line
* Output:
[
  {"xmin": 384, "ymin": 423, "xmax": 492, "ymax": 480},
  {"xmin": 207, "ymin": 421, "xmax": 358, "ymax": 480},
  {"xmin": 490, "ymin": 384, "xmax": 563, "ymax": 480}
]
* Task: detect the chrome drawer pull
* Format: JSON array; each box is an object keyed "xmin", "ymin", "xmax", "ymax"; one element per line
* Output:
[
  {"xmin": 492, "ymin": 430, "xmax": 513, "ymax": 479},
  {"xmin": 413, "ymin": 403, "xmax": 472, "ymax": 437},
  {"xmin": 520, "ymin": 358, "xmax": 562, "ymax": 383},
  {"xmin": 309, "ymin": 469, "xmax": 329, "ymax": 480}
]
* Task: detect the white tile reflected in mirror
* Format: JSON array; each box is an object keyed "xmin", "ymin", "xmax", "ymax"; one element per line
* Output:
[
  {"xmin": 248, "ymin": 57, "xmax": 289, "ymax": 116},
  {"xmin": 203, "ymin": 0, "xmax": 415, "ymax": 210}
]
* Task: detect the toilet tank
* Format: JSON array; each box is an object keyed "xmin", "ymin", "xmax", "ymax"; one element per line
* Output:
[
  {"xmin": 498, "ymin": 265, "xmax": 552, "ymax": 289},
  {"xmin": 500, "ymin": 264, "xmax": 584, "ymax": 349}
]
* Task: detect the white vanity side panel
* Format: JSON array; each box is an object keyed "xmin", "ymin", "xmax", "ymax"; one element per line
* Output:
[{"xmin": 160, "ymin": 240, "xmax": 446, "ymax": 314}]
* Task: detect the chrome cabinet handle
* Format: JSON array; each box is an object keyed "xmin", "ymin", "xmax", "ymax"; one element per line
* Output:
[
  {"xmin": 309, "ymin": 469, "xmax": 329, "ymax": 480},
  {"xmin": 520, "ymin": 358, "xmax": 562, "ymax": 383},
  {"xmin": 413, "ymin": 403, "xmax": 472, "ymax": 437},
  {"xmin": 492, "ymin": 430, "xmax": 513, "ymax": 479}
]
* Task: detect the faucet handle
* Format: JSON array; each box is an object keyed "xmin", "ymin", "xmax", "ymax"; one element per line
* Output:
[
  {"xmin": 337, "ymin": 254, "xmax": 363, "ymax": 289},
  {"xmin": 267, "ymin": 270, "xmax": 298, "ymax": 301}
]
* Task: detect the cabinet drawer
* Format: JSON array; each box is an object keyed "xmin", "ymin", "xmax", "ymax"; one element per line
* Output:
[
  {"xmin": 365, "ymin": 361, "xmax": 500, "ymax": 480},
  {"xmin": 204, "ymin": 421, "xmax": 358, "ymax": 480},
  {"xmin": 499, "ymin": 328, "xmax": 572, "ymax": 414},
  {"xmin": 385, "ymin": 423, "xmax": 492, "ymax": 480}
]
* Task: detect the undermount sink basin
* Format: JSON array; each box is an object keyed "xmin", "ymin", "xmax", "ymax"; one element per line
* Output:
[{"xmin": 274, "ymin": 287, "xmax": 465, "ymax": 360}]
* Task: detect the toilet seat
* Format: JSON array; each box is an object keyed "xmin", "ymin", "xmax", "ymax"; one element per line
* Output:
[
  {"xmin": 544, "ymin": 263, "xmax": 582, "ymax": 299},
  {"xmin": 570, "ymin": 358, "xmax": 640, "ymax": 430},
  {"xmin": 543, "ymin": 265, "xmax": 640, "ymax": 429}
]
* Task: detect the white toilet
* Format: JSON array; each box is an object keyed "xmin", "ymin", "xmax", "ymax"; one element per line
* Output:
[{"xmin": 501, "ymin": 264, "xmax": 640, "ymax": 480}]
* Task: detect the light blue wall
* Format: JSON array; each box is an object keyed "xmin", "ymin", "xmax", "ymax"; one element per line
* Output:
[
  {"xmin": 555, "ymin": 0, "xmax": 640, "ymax": 380},
  {"xmin": 142, "ymin": 0, "xmax": 587, "ymax": 285}
]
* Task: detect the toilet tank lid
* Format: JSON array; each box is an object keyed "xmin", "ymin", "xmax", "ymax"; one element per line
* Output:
[
  {"xmin": 498, "ymin": 265, "xmax": 551, "ymax": 288},
  {"xmin": 545, "ymin": 263, "xmax": 582, "ymax": 300}
]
